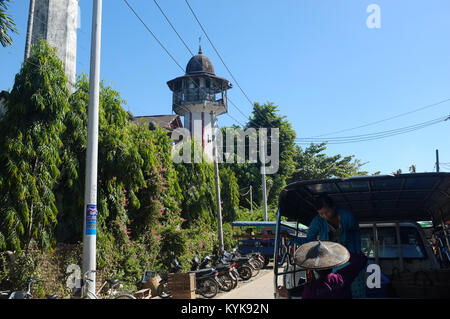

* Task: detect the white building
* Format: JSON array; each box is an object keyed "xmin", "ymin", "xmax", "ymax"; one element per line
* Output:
[{"xmin": 167, "ymin": 47, "xmax": 232, "ymax": 161}]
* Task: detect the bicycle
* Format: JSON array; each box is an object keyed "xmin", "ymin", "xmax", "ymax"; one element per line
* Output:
[
  {"xmin": 72, "ymin": 270, "xmax": 136, "ymax": 299},
  {"xmin": 8, "ymin": 278, "xmax": 58, "ymax": 299}
]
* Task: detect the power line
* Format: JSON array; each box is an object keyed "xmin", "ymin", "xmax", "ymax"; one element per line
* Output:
[
  {"xmin": 152, "ymin": 0, "xmax": 247, "ymax": 125},
  {"xmin": 311, "ymin": 98, "xmax": 450, "ymax": 138},
  {"xmin": 152, "ymin": 0, "xmax": 194, "ymax": 56},
  {"xmin": 184, "ymin": 0, "xmax": 275, "ymax": 129},
  {"xmin": 223, "ymin": 111, "xmax": 447, "ymax": 147},
  {"xmin": 296, "ymin": 121, "xmax": 448, "ymax": 144},
  {"xmin": 211, "ymin": 114, "xmax": 448, "ymax": 146},
  {"xmin": 184, "ymin": 0, "xmax": 253, "ymax": 108},
  {"xmin": 123, "ymin": 0, "xmax": 244, "ymax": 127},
  {"xmin": 297, "ymin": 115, "xmax": 449, "ymax": 141},
  {"xmin": 295, "ymin": 115, "xmax": 449, "ymax": 144},
  {"xmin": 223, "ymin": 111, "xmax": 245, "ymax": 127},
  {"xmin": 123, "ymin": 0, "xmax": 185, "ymax": 71}
]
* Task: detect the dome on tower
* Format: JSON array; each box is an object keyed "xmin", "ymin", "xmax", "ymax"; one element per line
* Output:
[{"xmin": 185, "ymin": 46, "xmax": 215, "ymax": 75}]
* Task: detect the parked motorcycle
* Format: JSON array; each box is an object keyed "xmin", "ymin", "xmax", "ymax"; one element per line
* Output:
[
  {"xmin": 216, "ymin": 251, "xmax": 254, "ymax": 281},
  {"xmin": 233, "ymin": 250, "xmax": 266, "ymax": 270},
  {"xmin": 192, "ymin": 255, "xmax": 237, "ymax": 292},
  {"xmin": 225, "ymin": 250, "xmax": 264, "ymax": 275},
  {"xmin": 157, "ymin": 257, "xmax": 219, "ymax": 299}
]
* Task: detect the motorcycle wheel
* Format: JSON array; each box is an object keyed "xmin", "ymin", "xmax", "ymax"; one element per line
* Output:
[
  {"xmin": 230, "ymin": 270, "xmax": 239, "ymax": 288},
  {"xmin": 157, "ymin": 281, "xmax": 172, "ymax": 299},
  {"xmin": 248, "ymin": 261, "xmax": 260, "ymax": 277},
  {"xmin": 198, "ymin": 278, "xmax": 218, "ymax": 298},
  {"xmin": 238, "ymin": 265, "xmax": 252, "ymax": 281},
  {"xmin": 217, "ymin": 274, "xmax": 234, "ymax": 292},
  {"xmin": 252, "ymin": 258, "xmax": 264, "ymax": 269},
  {"xmin": 263, "ymin": 256, "xmax": 270, "ymax": 268}
]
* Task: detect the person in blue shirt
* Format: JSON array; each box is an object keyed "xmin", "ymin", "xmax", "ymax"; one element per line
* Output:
[
  {"xmin": 307, "ymin": 194, "xmax": 361, "ymax": 253},
  {"xmin": 291, "ymin": 194, "xmax": 366, "ymax": 297}
]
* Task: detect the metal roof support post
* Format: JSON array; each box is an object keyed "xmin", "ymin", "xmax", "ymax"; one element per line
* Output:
[
  {"xmin": 373, "ymin": 223, "xmax": 379, "ymax": 265},
  {"xmin": 273, "ymin": 209, "xmax": 282, "ymax": 297},
  {"xmin": 395, "ymin": 222, "xmax": 404, "ymax": 271},
  {"xmin": 293, "ymin": 220, "xmax": 300, "ymax": 284},
  {"xmin": 441, "ymin": 214, "xmax": 450, "ymax": 249}
]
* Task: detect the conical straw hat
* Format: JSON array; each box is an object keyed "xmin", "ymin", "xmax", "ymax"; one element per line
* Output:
[{"xmin": 294, "ymin": 241, "xmax": 350, "ymax": 270}]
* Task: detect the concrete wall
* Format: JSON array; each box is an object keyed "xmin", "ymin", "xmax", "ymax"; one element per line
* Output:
[{"xmin": 31, "ymin": 0, "xmax": 78, "ymax": 90}]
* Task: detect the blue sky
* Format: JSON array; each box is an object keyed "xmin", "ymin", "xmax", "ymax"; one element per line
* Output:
[{"xmin": 1, "ymin": 0, "xmax": 449, "ymax": 175}]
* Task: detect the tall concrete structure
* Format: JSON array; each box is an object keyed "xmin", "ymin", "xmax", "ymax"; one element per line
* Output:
[
  {"xmin": 26, "ymin": 0, "xmax": 79, "ymax": 89},
  {"xmin": 167, "ymin": 47, "xmax": 232, "ymax": 161}
]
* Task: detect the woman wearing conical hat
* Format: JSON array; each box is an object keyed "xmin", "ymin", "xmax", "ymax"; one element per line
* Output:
[
  {"xmin": 292, "ymin": 194, "xmax": 366, "ymax": 297},
  {"xmin": 294, "ymin": 241, "xmax": 367, "ymax": 299}
]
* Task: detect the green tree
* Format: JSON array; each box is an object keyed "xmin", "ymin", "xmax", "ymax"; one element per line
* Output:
[
  {"xmin": 56, "ymin": 75, "xmax": 187, "ymax": 281},
  {"xmin": 226, "ymin": 102, "xmax": 297, "ymax": 209},
  {"xmin": 174, "ymin": 140, "xmax": 217, "ymax": 226},
  {"xmin": 289, "ymin": 142, "xmax": 368, "ymax": 182},
  {"xmin": 219, "ymin": 166, "xmax": 239, "ymax": 222},
  {"xmin": 0, "ymin": 41, "xmax": 69, "ymax": 253},
  {"xmin": 0, "ymin": 0, "xmax": 17, "ymax": 47}
]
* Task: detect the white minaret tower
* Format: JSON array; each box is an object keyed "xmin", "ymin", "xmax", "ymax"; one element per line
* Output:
[
  {"xmin": 25, "ymin": 0, "xmax": 79, "ymax": 90},
  {"xmin": 167, "ymin": 46, "xmax": 232, "ymax": 161}
]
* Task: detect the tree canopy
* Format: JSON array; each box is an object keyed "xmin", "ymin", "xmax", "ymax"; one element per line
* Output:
[
  {"xmin": 0, "ymin": 41, "xmax": 69, "ymax": 253},
  {"xmin": 0, "ymin": 39, "xmax": 371, "ymax": 295},
  {"xmin": 0, "ymin": 0, "xmax": 17, "ymax": 47}
]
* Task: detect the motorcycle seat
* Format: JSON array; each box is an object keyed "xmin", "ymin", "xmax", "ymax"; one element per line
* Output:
[
  {"xmin": 234, "ymin": 256, "xmax": 249, "ymax": 262},
  {"xmin": 190, "ymin": 268, "xmax": 216, "ymax": 277}
]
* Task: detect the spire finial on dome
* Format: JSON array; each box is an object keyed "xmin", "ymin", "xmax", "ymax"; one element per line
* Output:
[{"xmin": 198, "ymin": 36, "xmax": 202, "ymax": 54}]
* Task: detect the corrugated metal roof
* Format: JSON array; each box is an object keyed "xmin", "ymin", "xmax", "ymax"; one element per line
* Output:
[{"xmin": 279, "ymin": 172, "xmax": 450, "ymax": 225}]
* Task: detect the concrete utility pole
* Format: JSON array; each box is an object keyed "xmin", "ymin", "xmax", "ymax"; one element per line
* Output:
[
  {"xmin": 260, "ymin": 136, "xmax": 268, "ymax": 221},
  {"xmin": 211, "ymin": 112, "xmax": 224, "ymax": 253},
  {"xmin": 82, "ymin": 0, "xmax": 102, "ymax": 298},
  {"xmin": 436, "ymin": 149, "xmax": 440, "ymax": 172},
  {"xmin": 24, "ymin": 0, "xmax": 35, "ymax": 60},
  {"xmin": 249, "ymin": 185, "xmax": 253, "ymax": 214}
]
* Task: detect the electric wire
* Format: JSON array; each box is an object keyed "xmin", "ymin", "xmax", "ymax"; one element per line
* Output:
[
  {"xmin": 123, "ymin": 0, "xmax": 185, "ymax": 71},
  {"xmin": 222, "ymin": 114, "xmax": 448, "ymax": 146},
  {"xmin": 152, "ymin": 0, "xmax": 194, "ymax": 56},
  {"xmin": 123, "ymin": 0, "xmax": 245, "ymax": 127},
  {"xmin": 184, "ymin": 0, "xmax": 275, "ymax": 129},
  {"xmin": 311, "ymin": 98, "xmax": 450, "ymax": 138},
  {"xmin": 296, "ymin": 115, "xmax": 450, "ymax": 144},
  {"xmin": 151, "ymin": 0, "xmax": 247, "ymax": 125},
  {"xmin": 297, "ymin": 116, "xmax": 447, "ymax": 141}
]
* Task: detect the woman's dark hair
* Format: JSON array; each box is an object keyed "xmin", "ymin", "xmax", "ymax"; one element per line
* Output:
[{"xmin": 313, "ymin": 194, "xmax": 335, "ymax": 210}]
